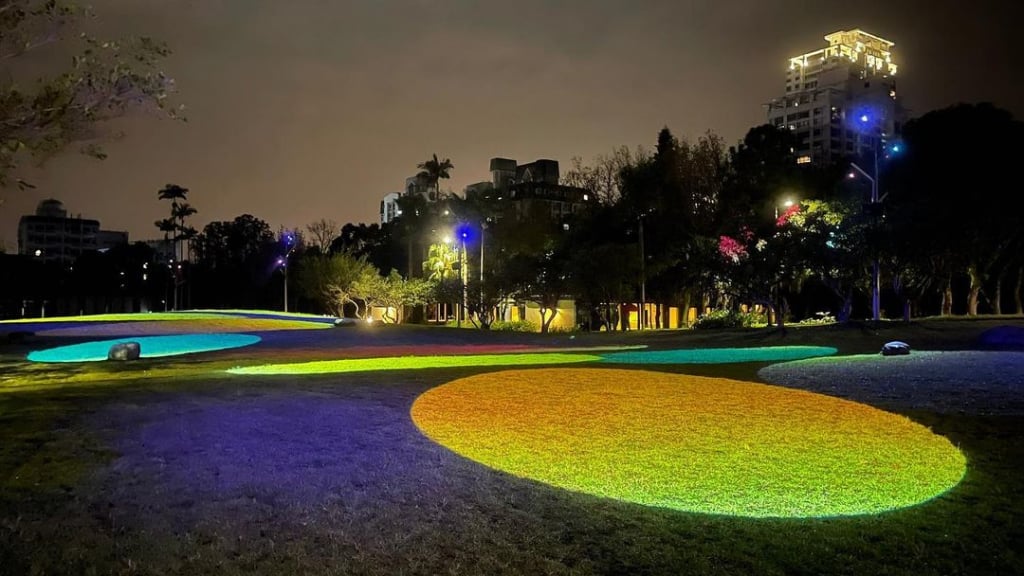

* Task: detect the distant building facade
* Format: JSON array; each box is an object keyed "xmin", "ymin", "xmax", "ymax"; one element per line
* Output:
[
  {"xmin": 465, "ymin": 158, "xmax": 592, "ymax": 221},
  {"xmin": 380, "ymin": 192, "xmax": 402, "ymax": 224},
  {"xmin": 17, "ymin": 199, "xmax": 128, "ymax": 264},
  {"xmin": 765, "ymin": 29, "xmax": 905, "ymax": 164}
]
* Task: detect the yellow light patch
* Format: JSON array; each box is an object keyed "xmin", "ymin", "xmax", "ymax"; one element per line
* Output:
[{"xmin": 411, "ymin": 368, "xmax": 966, "ymax": 518}]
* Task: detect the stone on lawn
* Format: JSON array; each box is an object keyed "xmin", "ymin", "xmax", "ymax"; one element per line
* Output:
[
  {"xmin": 108, "ymin": 341, "xmax": 141, "ymax": 361},
  {"xmin": 333, "ymin": 318, "xmax": 356, "ymax": 328},
  {"xmin": 881, "ymin": 341, "xmax": 911, "ymax": 356}
]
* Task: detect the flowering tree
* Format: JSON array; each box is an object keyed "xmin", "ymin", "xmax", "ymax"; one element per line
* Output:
[{"xmin": 716, "ymin": 203, "xmax": 804, "ymax": 327}]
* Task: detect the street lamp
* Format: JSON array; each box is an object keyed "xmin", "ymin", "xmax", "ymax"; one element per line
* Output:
[
  {"xmin": 775, "ymin": 198, "xmax": 795, "ymax": 220},
  {"xmin": 480, "ymin": 220, "xmax": 488, "ymax": 323},
  {"xmin": 849, "ymin": 111, "xmax": 903, "ymax": 324},
  {"xmin": 279, "ymin": 231, "xmax": 297, "ymax": 312},
  {"xmin": 849, "ymin": 135, "xmax": 883, "ymax": 323},
  {"xmin": 458, "ymin": 227, "xmax": 469, "ymax": 328},
  {"xmin": 637, "ymin": 212, "xmax": 647, "ymax": 330}
]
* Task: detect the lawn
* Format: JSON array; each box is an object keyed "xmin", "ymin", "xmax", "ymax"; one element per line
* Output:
[{"xmin": 0, "ymin": 316, "xmax": 1022, "ymax": 575}]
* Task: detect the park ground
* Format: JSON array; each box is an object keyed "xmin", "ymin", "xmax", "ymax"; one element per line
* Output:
[{"xmin": 0, "ymin": 316, "xmax": 1022, "ymax": 575}]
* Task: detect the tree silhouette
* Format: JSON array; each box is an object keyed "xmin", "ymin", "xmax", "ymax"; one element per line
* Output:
[{"xmin": 417, "ymin": 154, "xmax": 454, "ymax": 202}]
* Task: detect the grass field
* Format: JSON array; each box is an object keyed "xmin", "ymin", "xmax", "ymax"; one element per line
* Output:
[{"xmin": 1, "ymin": 316, "xmax": 1022, "ymax": 575}]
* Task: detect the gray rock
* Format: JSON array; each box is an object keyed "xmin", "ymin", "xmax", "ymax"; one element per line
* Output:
[
  {"xmin": 333, "ymin": 318, "xmax": 357, "ymax": 328},
  {"xmin": 108, "ymin": 341, "xmax": 141, "ymax": 361},
  {"xmin": 881, "ymin": 341, "xmax": 911, "ymax": 356}
]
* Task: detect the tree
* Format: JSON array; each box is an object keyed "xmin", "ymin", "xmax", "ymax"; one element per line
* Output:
[
  {"xmin": 560, "ymin": 145, "xmax": 649, "ymax": 205},
  {"xmin": 886, "ymin": 103, "xmax": 1024, "ymax": 316},
  {"xmin": 416, "ymin": 153, "xmax": 454, "ymax": 202},
  {"xmin": 154, "ymin": 184, "xmax": 197, "ymax": 262},
  {"xmin": 294, "ymin": 252, "xmax": 375, "ymax": 317},
  {"xmin": 1, "ymin": 0, "xmax": 181, "ymax": 188},
  {"xmin": 191, "ymin": 214, "xmax": 276, "ymax": 309},
  {"xmin": 377, "ymin": 269, "xmax": 431, "ymax": 323},
  {"xmin": 422, "ymin": 240, "xmax": 459, "ymax": 321},
  {"xmin": 305, "ymin": 218, "xmax": 338, "ymax": 254}
]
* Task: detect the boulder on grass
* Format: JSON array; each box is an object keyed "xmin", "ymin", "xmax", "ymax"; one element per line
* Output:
[
  {"xmin": 881, "ymin": 341, "xmax": 911, "ymax": 356},
  {"xmin": 108, "ymin": 341, "xmax": 141, "ymax": 361},
  {"xmin": 333, "ymin": 318, "xmax": 357, "ymax": 328}
]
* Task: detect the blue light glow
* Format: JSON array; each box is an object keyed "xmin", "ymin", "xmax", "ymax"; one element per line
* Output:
[
  {"xmin": 27, "ymin": 333, "xmax": 261, "ymax": 363},
  {"xmin": 455, "ymin": 223, "xmax": 476, "ymax": 243},
  {"xmin": 600, "ymin": 346, "xmax": 838, "ymax": 365}
]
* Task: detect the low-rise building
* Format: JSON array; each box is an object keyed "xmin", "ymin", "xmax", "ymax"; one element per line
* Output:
[{"xmin": 17, "ymin": 199, "xmax": 127, "ymax": 264}]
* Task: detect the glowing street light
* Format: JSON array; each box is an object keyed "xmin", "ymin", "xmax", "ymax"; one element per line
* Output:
[
  {"xmin": 849, "ymin": 111, "xmax": 892, "ymax": 323},
  {"xmin": 455, "ymin": 225, "xmax": 473, "ymax": 328},
  {"xmin": 279, "ymin": 231, "xmax": 297, "ymax": 312},
  {"xmin": 775, "ymin": 198, "xmax": 796, "ymax": 220}
]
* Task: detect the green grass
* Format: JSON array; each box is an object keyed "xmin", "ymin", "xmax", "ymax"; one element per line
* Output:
[
  {"xmin": 0, "ymin": 317, "xmax": 1022, "ymax": 575},
  {"xmin": 0, "ymin": 311, "xmax": 234, "ymax": 324},
  {"xmin": 227, "ymin": 353, "xmax": 602, "ymax": 375},
  {"xmin": 412, "ymin": 368, "xmax": 966, "ymax": 518}
]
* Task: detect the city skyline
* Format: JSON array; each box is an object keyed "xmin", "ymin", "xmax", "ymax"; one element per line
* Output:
[{"xmin": 2, "ymin": 0, "xmax": 1021, "ymax": 250}]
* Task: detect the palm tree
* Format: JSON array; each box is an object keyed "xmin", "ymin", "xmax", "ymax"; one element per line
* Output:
[
  {"xmin": 172, "ymin": 202, "xmax": 198, "ymax": 260},
  {"xmin": 416, "ymin": 154, "xmax": 454, "ymax": 202},
  {"xmin": 155, "ymin": 184, "xmax": 196, "ymax": 262},
  {"xmin": 155, "ymin": 184, "xmax": 197, "ymax": 310}
]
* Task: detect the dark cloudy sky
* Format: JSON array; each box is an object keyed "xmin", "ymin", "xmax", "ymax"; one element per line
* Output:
[{"xmin": 3, "ymin": 0, "xmax": 1021, "ymax": 250}]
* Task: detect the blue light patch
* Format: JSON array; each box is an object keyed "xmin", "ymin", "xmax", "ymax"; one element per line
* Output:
[{"xmin": 27, "ymin": 333, "xmax": 261, "ymax": 363}]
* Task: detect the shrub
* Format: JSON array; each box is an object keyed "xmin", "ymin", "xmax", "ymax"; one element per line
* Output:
[
  {"xmin": 694, "ymin": 309, "xmax": 743, "ymax": 330},
  {"xmin": 740, "ymin": 310, "xmax": 768, "ymax": 327},
  {"xmin": 491, "ymin": 320, "xmax": 539, "ymax": 333},
  {"xmin": 798, "ymin": 311, "xmax": 837, "ymax": 325},
  {"xmin": 694, "ymin": 309, "xmax": 768, "ymax": 329}
]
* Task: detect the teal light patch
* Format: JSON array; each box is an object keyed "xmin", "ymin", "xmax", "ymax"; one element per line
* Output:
[
  {"xmin": 227, "ymin": 353, "xmax": 601, "ymax": 376},
  {"xmin": 600, "ymin": 346, "xmax": 837, "ymax": 365},
  {"xmin": 27, "ymin": 333, "xmax": 261, "ymax": 363}
]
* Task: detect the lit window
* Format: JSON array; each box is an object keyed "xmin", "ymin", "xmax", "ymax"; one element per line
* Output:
[{"xmin": 796, "ymin": 155, "xmax": 812, "ymax": 164}]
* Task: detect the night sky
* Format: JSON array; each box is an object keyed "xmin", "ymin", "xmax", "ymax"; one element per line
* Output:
[{"xmin": 3, "ymin": 0, "xmax": 1020, "ymax": 250}]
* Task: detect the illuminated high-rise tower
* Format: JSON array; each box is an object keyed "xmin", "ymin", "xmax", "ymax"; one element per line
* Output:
[{"xmin": 765, "ymin": 29, "xmax": 904, "ymax": 164}]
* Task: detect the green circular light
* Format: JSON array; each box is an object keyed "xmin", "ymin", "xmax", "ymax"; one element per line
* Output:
[
  {"xmin": 600, "ymin": 345, "xmax": 837, "ymax": 364},
  {"xmin": 411, "ymin": 368, "xmax": 966, "ymax": 518},
  {"xmin": 227, "ymin": 353, "xmax": 601, "ymax": 376}
]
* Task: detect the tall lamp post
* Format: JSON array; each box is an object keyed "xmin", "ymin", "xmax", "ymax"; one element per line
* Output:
[
  {"xmin": 848, "ymin": 160, "xmax": 880, "ymax": 323},
  {"xmin": 479, "ymin": 220, "xmax": 488, "ymax": 322},
  {"xmin": 848, "ymin": 112, "xmax": 901, "ymax": 324},
  {"xmin": 279, "ymin": 231, "xmax": 296, "ymax": 312},
  {"xmin": 459, "ymin": 228, "xmax": 469, "ymax": 327},
  {"xmin": 638, "ymin": 213, "xmax": 646, "ymax": 330}
]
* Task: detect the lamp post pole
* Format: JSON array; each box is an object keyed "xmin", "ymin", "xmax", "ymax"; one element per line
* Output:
[
  {"xmin": 871, "ymin": 143, "xmax": 881, "ymax": 324},
  {"xmin": 480, "ymin": 222, "xmax": 485, "ymax": 315},
  {"xmin": 281, "ymin": 232, "xmax": 296, "ymax": 313},
  {"xmin": 638, "ymin": 213, "xmax": 646, "ymax": 331},
  {"xmin": 850, "ymin": 154, "xmax": 881, "ymax": 324},
  {"xmin": 461, "ymin": 234, "xmax": 468, "ymax": 326}
]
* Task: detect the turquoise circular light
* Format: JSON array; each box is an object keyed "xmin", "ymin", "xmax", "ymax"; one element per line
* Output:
[
  {"xmin": 27, "ymin": 333, "xmax": 261, "ymax": 363},
  {"xmin": 600, "ymin": 346, "xmax": 837, "ymax": 365}
]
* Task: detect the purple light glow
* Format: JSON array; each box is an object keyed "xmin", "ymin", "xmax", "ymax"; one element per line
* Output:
[{"xmin": 106, "ymin": 391, "xmax": 459, "ymax": 503}]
